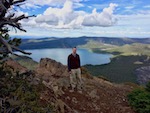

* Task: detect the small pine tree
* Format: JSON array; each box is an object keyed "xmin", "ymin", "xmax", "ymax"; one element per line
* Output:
[
  {"xmin": 0, "ymin": 32, "xmax": 21, "ymax": 59},
  {"xmin": 128, "ymin": 83, "xmax": 150, "ymax": 113}
]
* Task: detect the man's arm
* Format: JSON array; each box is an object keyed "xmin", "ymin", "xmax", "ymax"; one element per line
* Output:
[
  {"xmin": 78, "ymin": 55, "xmax": 81, "ymax": 68},
  {"xmin": 68, "ymin": 55, "xmax": 71, "ymax": 72}
]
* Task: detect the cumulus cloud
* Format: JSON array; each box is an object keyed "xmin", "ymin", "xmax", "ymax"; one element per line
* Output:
[
  {"xmin": 35, "ymin": 0, "xmax": 83, "ymax": 29},
  {"xmin": 21, "ymin": 1, "xmax": 118, "ymax": 29},
  {"xmin": 36, "ymin": 14, "xmax": 59, "ymax": 25},
  {"xmin": 10, "ymin": 0, "xmax": 150, "ymax": 38},
  {"xmin": 82, "ymin": 3, "xmax": 118, "ymax": 26}
]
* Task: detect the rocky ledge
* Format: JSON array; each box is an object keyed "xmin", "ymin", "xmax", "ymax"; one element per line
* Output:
[{"xmin": 0, "ymin": 58, "xmax": 136, "ymax": 113}]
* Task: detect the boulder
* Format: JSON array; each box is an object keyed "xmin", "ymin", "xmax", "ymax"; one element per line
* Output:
[{"xmin": 36, "ymin": 58, "xmax": 68, "ymax": 77}]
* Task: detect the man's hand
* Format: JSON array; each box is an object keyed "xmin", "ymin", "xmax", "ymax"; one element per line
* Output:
[{"xmin": 69, "ymin": 71, "xmax": 72, "ymax": 75}]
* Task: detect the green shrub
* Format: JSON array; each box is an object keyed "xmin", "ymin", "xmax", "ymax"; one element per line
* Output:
[
  {"xmin": 128, "ymin": 82, "xmax": 150, "ymax": 113},
  {"xmin": 0, "ymin": 65, "xmax": 54, "ymax": 112}
]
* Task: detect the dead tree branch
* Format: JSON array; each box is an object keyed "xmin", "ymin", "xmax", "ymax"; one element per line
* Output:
[{"xmin": 0, "ymin": 0, "xmax": 36, "ymax": 56}]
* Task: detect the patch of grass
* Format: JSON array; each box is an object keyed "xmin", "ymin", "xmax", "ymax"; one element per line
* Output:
[
  {"xmin": 84, "ymin": 55, "xmax": 150, "ymax": 84},
  {"xmin": 79, "ymin": 40, "xmax": 117, "ymax": 49},
  {"xmin": 91, "ymin": 43, "xmax": 150, "ymax": 56}
]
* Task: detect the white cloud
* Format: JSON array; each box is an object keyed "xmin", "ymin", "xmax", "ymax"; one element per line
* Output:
[
  {"xmin": 20, "ymin": 3, "xmax": 41, "ymax": 9},
  {"xmin": 9, "ymin": 0, "xmax": 150, "ymax": 38},
  {"xmin": 26, "ymin": 0, "xmax": 66, "ymax": 7},
  {"xmin": 16, "ymin": 13, "xmax": 150, "ymax": 38},
  {"xmin": 82, "ymin": 3, "xmax": 118, "ymax": 26},
  {"xmin": 36, "ymin": 0, "xmax": 79, "ymax": 28},
  {"xmin": 23, "ymin": 0, "xmax": 84, "ymax": 9},
  {"xmin": 36, "ymin": 14, "xmax": 58, "ymax": 25},
  {"xmin": 22, "ymin": 2, "xmax": 118, "ymax": 29},
  {"xmin": 138, "ymin": 10, "xmax": 150, "ymax": 14},
  {"xmin": 117, "ymin": 14, "xmax": 150, "ymax": 26},
  {"xmin": 73, "ymin": 3, "xmax": 84, "ymax": 9}
]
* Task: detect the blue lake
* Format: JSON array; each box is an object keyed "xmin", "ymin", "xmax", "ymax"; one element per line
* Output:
[{"xmin": 16, "ymin": 48, "xmax": 112, "ymax": 66}]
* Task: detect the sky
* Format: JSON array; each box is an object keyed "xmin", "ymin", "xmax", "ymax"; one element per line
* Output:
[{"xmin": 9, "ymin": 0, "xmax": 150, "ymax": 38}]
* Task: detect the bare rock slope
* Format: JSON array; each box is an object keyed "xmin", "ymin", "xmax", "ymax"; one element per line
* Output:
[
  {"xmin": 35, "ymin": 58, "xmax": 135, "ymax": 113},
  {"xmin": 1, "ymin": 58, "xmax": 136, "ymax": 113}
]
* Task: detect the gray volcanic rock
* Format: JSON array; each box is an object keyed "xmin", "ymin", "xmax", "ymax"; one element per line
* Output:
[
  {"xmin": 135, "ymin": 66, "xmax": 150, "ymax": 85},
  {"xmin": 36, "ymin": 58, "xmax": 68, "ymax": 77}
]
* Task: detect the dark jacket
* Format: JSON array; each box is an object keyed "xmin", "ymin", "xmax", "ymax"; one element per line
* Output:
[{"xmin": 68, "ymin": 53, "xmax": 81, "ymax": 71}]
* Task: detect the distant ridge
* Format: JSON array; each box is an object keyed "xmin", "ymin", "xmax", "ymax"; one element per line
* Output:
[{"xmin": 19, "ymin": 36, "xmax": 150, "ymax": 50}]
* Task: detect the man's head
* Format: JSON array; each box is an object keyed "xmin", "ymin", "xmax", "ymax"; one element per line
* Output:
[{"xmin": 72, "ymin": 47, "xmax": 77, "ymax": 54}]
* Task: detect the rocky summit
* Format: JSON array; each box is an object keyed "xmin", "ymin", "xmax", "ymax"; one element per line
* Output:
[{"xmin": 0, "ymin": 57, "xmax": 136, "ymax": 113}]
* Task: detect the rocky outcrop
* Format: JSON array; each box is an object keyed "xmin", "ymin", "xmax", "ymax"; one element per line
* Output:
[
  {"xmin": 135, "ymin": 66, "xmax": 150, "ymax": 85},
  {"xmin": 34, "ymin": 58, "xmax": 135, "ymax": 113},
  {"xmin": 0, "ymin": 58, "xmax": 136, "ymax": 113},
  {"xmin": 35, "ymin": 58, "xmax": 70, "ymax": 95},
  {"xmin": 36, "ymin": 58, "xmax": 68, "ymax": 77}
]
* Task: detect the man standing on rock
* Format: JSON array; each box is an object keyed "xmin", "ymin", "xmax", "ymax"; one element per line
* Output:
[{"xmin": 68, "ymin": 47, "xmax": 82, "ymax": 93}]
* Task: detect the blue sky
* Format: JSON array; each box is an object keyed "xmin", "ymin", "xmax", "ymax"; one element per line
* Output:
[{"xmin": 9, "ymin": 0, "xmax": 150, "ymax": 38}]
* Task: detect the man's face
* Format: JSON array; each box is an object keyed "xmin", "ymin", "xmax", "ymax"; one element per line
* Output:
[{"xmin": 72, "ymin": 48, "xmax": 77, "ymax": 54}]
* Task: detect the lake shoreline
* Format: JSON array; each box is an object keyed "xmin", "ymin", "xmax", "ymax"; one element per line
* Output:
[{"xmin": 15, "ymin": 48, "xmax": 113, "ymax": 66}]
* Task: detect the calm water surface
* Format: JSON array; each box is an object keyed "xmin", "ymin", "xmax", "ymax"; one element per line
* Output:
[{"xmin": 17, "ymin": 48, "xmax": 112, "ymax": 66}]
